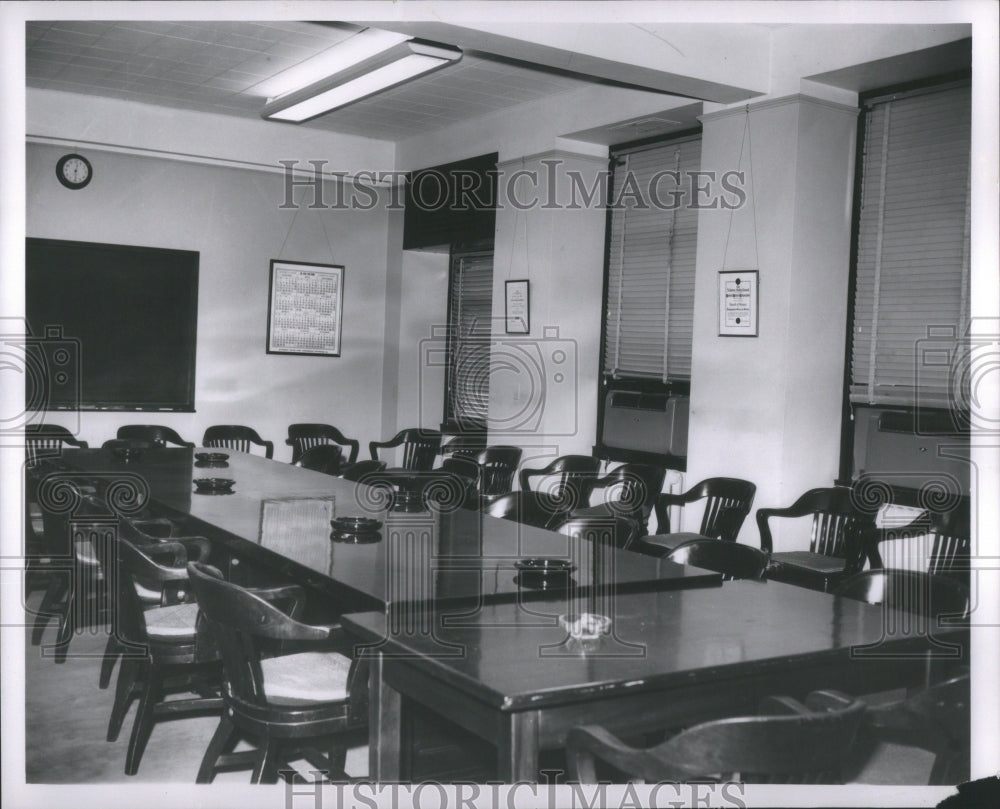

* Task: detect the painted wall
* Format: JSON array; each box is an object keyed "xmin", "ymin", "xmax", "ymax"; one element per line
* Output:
[
  {"xmin": 685, "ymin": 97, "xmax": 857, "ymax": 545},
  {"xmin": 489, "ymin": 152, "xmax": 607, "ymax": 465},
  {"xmin": 26, "ymin": 142, "xmax": 392, "ymax": 460}
]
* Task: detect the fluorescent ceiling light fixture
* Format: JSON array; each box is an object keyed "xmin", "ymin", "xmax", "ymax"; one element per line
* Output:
[
  {"xmin": 261, "ymin": 40, "xmax": 462, "ymax": 123},
  {"xmin": 254, "ymin": 28, "xmax": 410, "ymax": 99}
]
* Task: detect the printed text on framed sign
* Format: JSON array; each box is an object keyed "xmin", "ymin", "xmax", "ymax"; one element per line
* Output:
[{"xmin": 505, "ymin": 280, "xmax": 530, "ymax": 334}]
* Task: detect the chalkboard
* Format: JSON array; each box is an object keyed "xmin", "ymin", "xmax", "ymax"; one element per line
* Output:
[{"xmin": 25, "ymin": 238, "xmax": 199, "ymax": 411}]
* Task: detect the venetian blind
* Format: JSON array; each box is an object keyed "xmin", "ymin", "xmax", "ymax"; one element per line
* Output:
[
  {"xmin": 446, "ymin": 250, "xmax": 494, "ymax": 428},
  {"xmin": 603, "ymin": 135, "xmax": 701, "ymax": 381},
  {"xmin": 850, "ymin": 82, "xmax": 971, "ymax": 407}
]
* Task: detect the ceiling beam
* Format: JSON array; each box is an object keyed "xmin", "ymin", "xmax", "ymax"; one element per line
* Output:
[{"xmin": 358, "ymin": 21, "xmax": 768, "ymax": 104}]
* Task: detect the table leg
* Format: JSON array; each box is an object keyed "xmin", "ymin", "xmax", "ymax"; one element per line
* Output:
[
  {"xmin": 369, "ymin": 652, "xmax": 403, "ymax": 782},
  {"xmin": 497, "ymin": 711, "xmax": 539, "ymax": 782}
]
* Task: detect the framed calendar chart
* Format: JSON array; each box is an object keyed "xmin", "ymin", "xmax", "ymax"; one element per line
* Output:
[{"xmin": 266, "ymin": 260, "xmax": 345, "ymax": 356}]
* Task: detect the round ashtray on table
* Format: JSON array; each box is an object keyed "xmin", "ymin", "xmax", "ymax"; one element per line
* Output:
[
  {"xmin": 330, "ymin": 516, "xmax": 384, "ymax": 543},
  {"xmin": 513, "ymin": 557, "xmax": 576, "ymax": 589},
  {"xmin": 193, "ymin": 477, "xmax": 235, "ymax": 495},
  {"xmin": 195, "ymin": 452, "xmax": 229, "ymax": 464}
]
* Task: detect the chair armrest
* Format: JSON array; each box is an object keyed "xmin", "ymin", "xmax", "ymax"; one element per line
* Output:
[
  {"xmin": 262, "ymin": 440, "xmax": 274, "ymax": 459},
  {"xmin": 129, "ymin": 518, "xmax": 176, "ymax": 539},
  {"xmin": 171, "ymin": 536, "xmax": 212, "ymax": 562},
  {"xmin": 144, "ymin": 541, "xmax": 189, "ymax": 568},
  {"xmin": 804, "ymin": 690, "xmax": 860, "ymax": 713},
  {"xmin": 369, "ymin": 435, "xmax": 403, "ymax": 461},
  {"xmin": 755, "ymin": 508, "xmax": 780, "ymax": 553},
  {"xmin": 566, "ymin": 725, "xmax": 645, "ymax": 783},
  {"xmin": 246, "ymin": 583, "xmax": 308, "ymax": 621},
  {"xmin": 518, "ymin": 468, "xmax": 540, "ymax": 492},
  {"xmin": 758, "ymin": 695, "xmax": 811, "ymax": 716}
]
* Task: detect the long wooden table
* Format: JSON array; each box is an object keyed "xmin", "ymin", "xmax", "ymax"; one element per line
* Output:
[
  {"xmin": 50, "ymin": 448, "xmax": 720, "ymax": 614},
  {"xmin": 342, "ymin": 581, "xmax": 969, "ymax": 782}
]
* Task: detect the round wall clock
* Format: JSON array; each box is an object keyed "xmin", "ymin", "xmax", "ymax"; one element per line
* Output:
[{"xmin": 56, "ymin": 153, "xmax": 92, "ymax": 189}]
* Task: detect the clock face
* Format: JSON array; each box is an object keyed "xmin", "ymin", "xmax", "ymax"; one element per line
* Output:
[{"xmin": 56, "ymin": 153, "xmax": 92, "ymax": 189}]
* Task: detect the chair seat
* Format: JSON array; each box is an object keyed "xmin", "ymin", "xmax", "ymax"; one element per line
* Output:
[
  {"xmin": 770, "ymin": 551, "xmax": 846, "ymax": 574},
  {"xmin": 633, "ymin": 532, "xmax": 707, "ymax": 556},
  {"xmin": 144, "ymin": 601, "xmax": 200, "ymax": 638},
  {"xmin": 260, "ymin": 651, "xmax": 352, "ymax": 706}
]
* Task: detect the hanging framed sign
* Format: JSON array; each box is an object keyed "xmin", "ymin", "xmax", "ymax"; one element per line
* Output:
[{"xmin": 718, "ymin": 270, "xmax": 758, "ymax": 337}]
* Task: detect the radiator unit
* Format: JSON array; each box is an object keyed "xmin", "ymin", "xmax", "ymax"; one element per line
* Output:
[
  {"xmin": 601, "ymin": 391, "xmax": 689, "ymax": 457},
  {"xmin": 855, "ymin": 409, "xmax": 970, "ymax": 498}
]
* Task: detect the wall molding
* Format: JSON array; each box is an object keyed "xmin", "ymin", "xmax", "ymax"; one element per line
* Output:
[{"xmin": 27, "ymin": 134, "xmax": 399, "ymax": 186}]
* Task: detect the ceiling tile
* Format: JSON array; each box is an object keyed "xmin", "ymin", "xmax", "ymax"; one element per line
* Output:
[{"xmin": 26, "ymin": 20, "xmax": 595, "ymax": 141}]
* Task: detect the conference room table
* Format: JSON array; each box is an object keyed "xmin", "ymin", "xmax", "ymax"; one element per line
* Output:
[
  {"xmin": 343, "ymin": 582, "xmax": 970, "ymax": 782},
  {"xmin": 47, "ymin": 447, "xmax": 721, "ymax": 615}
]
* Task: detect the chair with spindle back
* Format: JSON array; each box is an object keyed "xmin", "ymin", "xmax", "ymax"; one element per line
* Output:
[
  {"xmin": 30, "ymin": 477, "xmax": 108, "ymax": 662},
  {"xmin": 203, "ymin": 425, "xmax": 274, "ymax": 459},
  {"xmin": 25, "ymin": 424, "xmax": 88, "ymax": 467},
  {"xmin": 286, "ymin": 423, "xmax": 360, "ymax": 465},
  {"xmin": 369, "ymin": 428, "xmax": 442, "ymax": 471},
  {"xmin": 518, "ymin": 455, "xmax": 601, "ymax": 514},
  {"xmin": 294, "ymin": 445, "xmax": 346, "ymax": 476},
  {"xmin": 187, "ymin": 562, "xmax": 368, "ymax": 783},
  {"xmin": 442, "ymin": 445, "xmax": 523, "ymax": 503},
  {"xmin": 571, "ymin": 463, "xmax": 666, "ymax": 535},
  {"xmin": 641, "ymin": 478, "xmax": 757, "ymax": 554},
  {"xmin": 567, "ymin": 691, "xmax": 866, "ymax": 783},
  {"xmin": 102, "ymin": 535, "xmax": 222, "ymax": 776},
  {"xmin": 117, "ymin": 424, "xmax": 195, "ymax": 448},
  {"xmin": 757, "ymin": 487, "xmax": 878, "ymax": 593},
  {"xmin": 871, "ymin": 498, "xmax": 970, "ymax": 585}
]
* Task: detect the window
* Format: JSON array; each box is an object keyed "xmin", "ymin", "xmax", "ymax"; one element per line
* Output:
[
  {"xmin": 444, "ymin": 248, "xmax": 493, "ymax": 431},
  {"xmin": 849, "ymin": 81, "xmax": 971, "ymax": 410},
  {"xmin": 602, "ymin": 134, "xmax": 701, "ymax": 382}
]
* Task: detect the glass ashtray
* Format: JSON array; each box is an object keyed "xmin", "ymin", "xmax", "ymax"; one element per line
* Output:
[{"xmin": 559, "ymin": 612, "xmax": 611, "ymax": 643}]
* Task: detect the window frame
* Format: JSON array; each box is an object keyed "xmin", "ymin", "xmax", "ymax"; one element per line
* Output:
[
  {"xmin": 837, "ymin": 71, "xmax": 972, "ymax": 487},
  {"xmin": 594, "ymin": 128, "xmax": 701, "ymax": 468},
  {"xmin": 442, "ymin": 240, "xmax": 494, "ymax": 435}
]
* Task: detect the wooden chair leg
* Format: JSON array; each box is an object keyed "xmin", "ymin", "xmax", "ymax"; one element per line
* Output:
[
  {"xmin": 125, "ymin": 663, "xmax": 162, "ymax": 775},
  {"xmin": 108, "ymin": 658, "xmax": 143, "ymax": 742},
  {"xmin": 196, "ymin": 714, "xmax": 238, "ymax": 783},
  {"xmin": 99, "ymin": 634, "xmax": 123, "ymax": 689},
  {"xmin": 53, "ymin": 587, "xmax": 76, "ymax": 663},
  {"xmin": 328, "ymin": 744, "xmax": 347, "ymax": 779},
  {"xmin": 30, "ymin": 576, "xmax": 67, "ymax": 646},
  {"xmin": 251, "ymin": 738, "xmax": 281, "ymax": 784}
]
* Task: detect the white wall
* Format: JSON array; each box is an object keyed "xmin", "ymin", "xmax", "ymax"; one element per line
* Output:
[
  {"xmin": 685, "ymin": 96, "xmax": 857, "ymax": 544},
  {"xmin": 27, "ymin": 143, "xmax": 392, "ymax": 460},
  {"xmin": 489, "ymin": 152, "xmax": 607, "ymax": 462}
]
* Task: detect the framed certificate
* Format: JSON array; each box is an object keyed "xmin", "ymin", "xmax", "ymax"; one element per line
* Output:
[
  {"xmin": 266, "ymin": 260, "xmax": 344, "ymax": 356},
  {"xmin": 505, "ymin": 279, "xmax": 530, "ymax": 334},
  {"xmin": 718, "ymin": 270, "xmax": 758, "ymax": 337}
]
